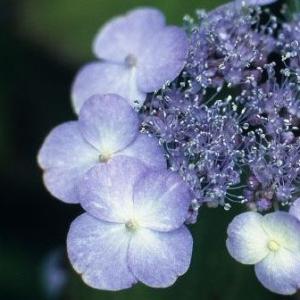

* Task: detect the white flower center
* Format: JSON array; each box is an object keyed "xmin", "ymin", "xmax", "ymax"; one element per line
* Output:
[
  {"xmin": 99, "ymin": 152, "xmax": 112, "ymax": 163},
  {"xmin": 267, "ymin": 240, "xmax": 280, "ymax": 252},
  {"xmin": 125, "ymin": 54, "xmax": 137, "ymax": 68},
  {"xmin": 125, "ymin": 218, "xmax": 139, "ymax": 232}
]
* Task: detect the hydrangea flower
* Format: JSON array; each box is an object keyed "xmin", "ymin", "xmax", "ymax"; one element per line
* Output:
[
  {"xmin": 278, "ymin": 14, "xmax": 300, "ymax": 74},
  {"xmin": 37, "ymin": 1, "xmax": 300, "ymax": 296},
  {"xmin": 142, "ymin": 90, "xmax": 245, "ymax": 214},
  {"xmin": 67, "ymin": 156, "xmax": 193, "ymax": 290},
  {"xmin": 71, "ymin": 8, "xmax": 188, "ymax": 113},
  {"xmin": 38, "ymin": 94, "xmax": 166, "ymax": 203},
  {"xmin": 226, "ymin": 211, "xmax": 300, "ymax": 295},
  {"xmin": 185, "ymin": 3, "xmax": 275, "ymax": 89}
]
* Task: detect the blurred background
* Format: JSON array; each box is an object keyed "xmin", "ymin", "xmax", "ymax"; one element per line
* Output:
[{"xmin": 0, "ymin": 0, "xmax": 296, "ymax": 299}]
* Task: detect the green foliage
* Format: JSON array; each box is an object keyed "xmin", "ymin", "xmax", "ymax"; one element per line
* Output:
[{"xmin": 17, "ymin": 0, "xmax": 225, "ymax": 63}]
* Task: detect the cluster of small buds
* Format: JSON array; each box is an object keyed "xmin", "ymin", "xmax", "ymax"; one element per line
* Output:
[
  {"xmin": 141, "ymin": 86, "xmax": 247, "ymax": 215},
  {"xmin": 245, "ymin": 136, "xmax": 300, "ymax": 209},
  {"xmin": 235, "ymin": 73, "xmax": 300, "ymax": 212},
  {"xmin": 183, "ymin": 3, "xmax": 275, "ymax": 89},
  {"xmin": 278, "ymin": 13, "xmax": 300, "ymax": 77},
  {"xmin": 37, "ymin": 0, "xmax": 300, "ymax": 296}
]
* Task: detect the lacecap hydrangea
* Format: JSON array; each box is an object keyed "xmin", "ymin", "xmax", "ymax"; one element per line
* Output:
[{"xmin": 38, "ymin": 0, "xmax": 300, "ymax": 295}]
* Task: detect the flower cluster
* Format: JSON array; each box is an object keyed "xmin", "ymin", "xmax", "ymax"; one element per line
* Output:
[
  {"xmin": 38, "ymin": 0, "xmax": 300, "ymax": 296},
  {"xmin": 279, "ymin": 13, "xmax": 300, "ymax": 76},
  {"xmin": 184, "ymin": 2, "xmax": 275, "ymax": 88},
  {"xmin": 39, "ymin": 8, "xmax": 193, "ymax": 290},
  {"xmin": 142, "ymin": 88, "xmax": 246, "ymax": 221}
]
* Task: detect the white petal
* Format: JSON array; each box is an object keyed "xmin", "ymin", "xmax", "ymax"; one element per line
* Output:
[
  {"xmin": 262, "ymin": 212, "xmax": 300, "ymax": 254},
  {"xmin": 255, "ymin": 248, "xmax": 300, "ymax": 295},
  {"xmin": 226, "ymin": 212, "xmax": 269, "ymax": 264},
  {"xmin": 78, "ymin": 156, "xmax": 147, "ymax": 223}
]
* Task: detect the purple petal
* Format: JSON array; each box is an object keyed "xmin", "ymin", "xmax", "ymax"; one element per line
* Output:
[
  {"xmin": 289, "ymin": 198, "xmax": 300, "ymax": 221},
  {"xmin": 67, "ymin": 213, "xmax": 137, "ymax": 291},
  {"xmin": 38, "ymin": 122, "xmax": 98, "ymax": 203},
  {"xmin": 133, "ymin": 171, "xmax": 191, "ymax": 231},
  {"xmin": 93, "ymin": 8, "xmax": 165, "ymax": 62},
  {"xmin": 137, "ymin": 26, "xmax": 188, "ymax": 92},
  {"xmin": 226, "ymin": 212, "xmax": 269, "ymax": 264},
  {"xmin": 128, "ymin": 226, "xmax": 192, "ymax": 288},
  {"xmin": 71, "ymin": 63, "xmax": 146, "ymax": 113},
  {"xmin": 119, "ymin": 134, "xmax": 166, "ymax": 170},
  {"xmin": 255, "ymin": 249, "xmax": 300, "ymax": 295},
  {"xmin": 78, "ymin": 94, "xmax": 139, "ymax": 153},
  {"xmin": 78, "ymin": 156, "xmax": 147, "ymax": 223}
]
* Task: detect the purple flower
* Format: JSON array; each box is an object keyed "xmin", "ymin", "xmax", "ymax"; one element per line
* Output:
[
  {"xmin": 71, "ymin": 8, "xmax": 188, "ymax": 113},
  {"xmin": 67, "ymin": 156, "xmax": 193, "ymax": 290},
  {"xmin": 278, "ymin": 15, "xmax": 300, "ymax": 74},
  {"xmin": 142, "ymin": 92, "xmax": 245, "ymax": 210},
  {"xmin": 185, "ymin": 3, "xmax": 274, "ymax": 89},
  {"xmin": 227, "ymin": 211, "xmax": 300, "ymax": 295},
  {"xmin": 38, "ymin": 94, "xmax": 166, "ymax": 203}
]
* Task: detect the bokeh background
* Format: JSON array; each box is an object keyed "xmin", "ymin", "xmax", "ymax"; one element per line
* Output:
[{"xmin": 0, "ymin": 0, "xmax": 296, "ymax": 299}]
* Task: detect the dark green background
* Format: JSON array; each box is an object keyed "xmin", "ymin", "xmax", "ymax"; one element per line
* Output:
[{"xmin": 0, "ymin": 0, "xmax": 296, "ymax": 299}]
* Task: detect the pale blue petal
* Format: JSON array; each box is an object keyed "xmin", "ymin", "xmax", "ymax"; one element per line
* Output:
[
  {"xmin": 93, "ymin": 8, "xmax": 165, "ymax": 62},
  {"xmin": 38, "ymin": 122, "xmax": 98, "ymax": 203},
  {"xmin": 133, "ymin": 170, "xmax": 191, "ymax": 231},
  {"xmin": 78, "ymin": 156, "xmax": 147, "ymax": 223},
  {"xmin": 118, "ymin": 134, "xmax": 166, "ymax": 170},
  {"xmin": 255, "ymin": 249, "xmax": 300, "ymax": 295},
  {"xmin": 262, "ymin": 212, "xmax": 300, "ymax": 254},
  {"xmin": 137, "ymin": 26, "xmax": 188, "ymax": 92},
  {"xmin": 226, "ymin": 212, "xmax": 269, "ymax": 264},
  {"xmin": 71, "ymin": 63, "xmax": 146, "ymax": 113},
  {"xmin": 78, "ymin": 94, "xmax": 139, "ymax": 154},
  {"xmin": 128, "ymin": 226, "xmax": 193, "ymax": 288},
  {"xmin": 67, "ymin": 213, "xmax": 137, "ymax": 291}
]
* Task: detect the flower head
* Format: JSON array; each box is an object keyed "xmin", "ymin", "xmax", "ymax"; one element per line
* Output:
[
  {"xmin": 226, "ymin": 211, "xmax": 300, "ymax": 295},
  {"xmin": 142, "ymin": 88, "xmax": 245, "ymax": 213},
  {"xmin": 71, "ymin": 8, "xmax": 188, "ymax": 113},
  {"xmin": 278, "ymin": 14, "xmax": 300, "ymax": 75},
  {"xmin": 67, "ymin": 156, "xmax": 193, "ymax": 290},
  {"xmin": 185, "ymin": 3, "xmax": 275, "ymax": 89},
  {"xmin": 38, "ymin": 94, "xmax": 166, "ymax": 203}
]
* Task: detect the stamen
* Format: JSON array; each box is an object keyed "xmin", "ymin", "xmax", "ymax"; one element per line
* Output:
[
  {"xmin": 125, "ymin": 54, "xmax": 137, "ymax": 67},
  {"xmin": 125, "ymin": 219, "xmax": 139, "ymax": 232},
  {"xmin": 99, "ymin": 153, "xmax": 111, "ymax": 163},
  {"xmin": 267, "ymin": 240, "xmax": 280, "ymax": 252}
]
